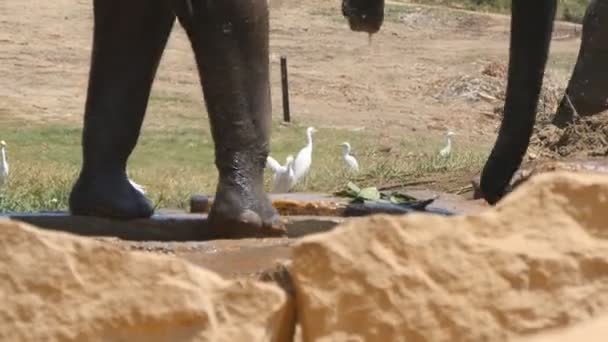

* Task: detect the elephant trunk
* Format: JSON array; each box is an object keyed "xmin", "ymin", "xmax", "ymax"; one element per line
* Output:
[
  {"xmin": 480, "ymin": 0, "xmax": 557, "ymax": 204},
  {"xmin": 342, "ymin": 0, "xmax": 384, "ymax": 34}
]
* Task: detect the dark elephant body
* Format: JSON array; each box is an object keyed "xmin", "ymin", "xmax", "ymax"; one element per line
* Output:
[
  {"xmin": 70, "ymin": 0, "xmax": 284, "ymax": 238},
  {"xmin": 342, "ymin": 0, "xmax": 559, "ymax": 204}
]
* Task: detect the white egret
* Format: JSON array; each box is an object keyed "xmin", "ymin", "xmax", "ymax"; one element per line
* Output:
[
  {"xmin": 438, "ymin": 131, "xmax": 456, "ymax": 158},
  {"xmin": 126, "ymin": 169, "xmax": 145, "ymax": 194},
  {"xmin": 128, "ymin": 178, "xmax": 146, "ymax": 195},
  {"xmin": 0, "ymin": 140, "xmax": 8, "ymax": 187},
  {"xmin": 340, "ymin": 142, "xmax": 359, "ymax": 172},
  {"xmin": 266, "ymin": 155, "xmax": 296, "ymax": 193},
  {"xmin": 293, "ymin": 127, "xmax": 317, "ymax": 182},
  {"xmin": 266, "ymin": 155, "xmax": 283, "ymax": 174}
]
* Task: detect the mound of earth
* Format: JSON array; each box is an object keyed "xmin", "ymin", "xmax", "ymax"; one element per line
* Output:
[
  {"xmin": 430, "ymin": 60, "xmax": 564, "ymax": 123},
  {"xmin": 290, "ymin": 171, "xmax": 608, "ymax": 341},
  {"xmin": 530, "ymin": 111, "xmax": 608, "ymax": 158}
]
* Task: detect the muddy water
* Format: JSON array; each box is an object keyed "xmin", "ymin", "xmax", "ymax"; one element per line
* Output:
[
  {"xmin": 98, "ymin": 237, "xmax": 293, "ymax": 279},
  {"xmin": 96, "ymin": 192, "xmax": 489, "ymax": 280}
]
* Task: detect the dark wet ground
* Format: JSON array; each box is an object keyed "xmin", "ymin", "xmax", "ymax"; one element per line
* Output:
[
  {"xmin": 98, "ymin": 237, "xmax": 293, "ymax": 279},
  {"xmin": 1, "ymin": 191, "xmax": 491, "ymax": 280},
  {"xmin": 93, "ymin": 191, "xmax": 490, "ymax": 280}
]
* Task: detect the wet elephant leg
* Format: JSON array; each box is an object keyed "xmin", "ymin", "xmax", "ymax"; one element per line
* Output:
[
  {"xmin": 553, "ymin": 0, "xmax": 608, "ymax": 127},
  {"xmin": 480, "ymin": 0, "xmax": 557, "ymax": 204},
  {"xmin": 171, "ymin": 0, "xmax": 284, "ymax": 237},
  {"xmin": 69, "ymin": 0, "xmax": 175, "ymax": 218}
]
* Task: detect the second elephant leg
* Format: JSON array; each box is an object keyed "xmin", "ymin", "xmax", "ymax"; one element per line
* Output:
[
  {"xmin": 69, "ymin": 0, "xmax": 175, "ymax": 219},
  {"xmin": 553, "ymin": 0, "xmax": 608, "ymax": 127},
  {"xmin": 172, "ymin": 0, "xmax": 284, "ymax": 237}
]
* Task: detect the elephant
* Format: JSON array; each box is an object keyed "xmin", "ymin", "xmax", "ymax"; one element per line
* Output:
[
  {"xmin": 69, "ymin": 0, "xmax": 285, "ymax": 238},
  {"xmin": 342, "ymin": 0, "xmax": 559, "ymax": 204},
  {"xmin": 553, "ymin": 0, "xmax": 608, "ymax": 128}
]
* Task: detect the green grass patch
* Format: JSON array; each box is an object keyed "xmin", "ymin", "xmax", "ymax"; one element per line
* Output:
[
  {"xmin": 0, "ymin": 81, "xmax": 489, "ymax": 212},
  {"xmin": 0, "ymin": 121, "xmax": 489, "ymax": 213}
]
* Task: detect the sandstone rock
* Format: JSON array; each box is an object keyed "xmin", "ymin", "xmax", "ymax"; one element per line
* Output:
[
  {"xmin": 509, "ymin": 159, "xmax": 608, "ymax": 190},
  {"xmin": 0, "ymin": 220, "xmax": 293, "ymax": 342},
  {"xmin": 472, "ymin": 158, "xmax": 608, "ymax": 200},
  {"xmin": 291, "ymin": 171, "xmax": 608, "ymax": 342},
  {"xmin": 517, "ymin": 314, "xmax": 608, "ymax": 342}
]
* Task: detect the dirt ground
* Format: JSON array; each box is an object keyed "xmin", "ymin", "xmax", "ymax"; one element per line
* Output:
[{"xmin": 0, "ymin": 0, "xmax": 582, "ymax": 146}]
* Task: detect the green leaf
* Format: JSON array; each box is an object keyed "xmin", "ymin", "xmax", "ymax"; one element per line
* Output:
[
  {"xmin": 387, "ymin": 193, "xmax": 418, "ymax": 204},
  {"xmin": 347, "ymin": 182, "xmax": 361, "ymax": 195},
  {"xmin": 358, "ymin": 187, "xmax": 381, "ymax": 201},
  {"xmin": 334, "ymin": 182, "xmax": 363, "ymax": 199}
]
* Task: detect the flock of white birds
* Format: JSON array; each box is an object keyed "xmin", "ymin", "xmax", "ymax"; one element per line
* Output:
[
  {"xmin": 265, "ymin": 128, "xmax": 456, "ymax": 194},
  {"xmin": 0, "ymin": 130, "xmax": 455, "ymax": 195}
]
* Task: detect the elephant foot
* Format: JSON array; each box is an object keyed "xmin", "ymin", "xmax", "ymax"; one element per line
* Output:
[
  {"xmin": 208, "ymin": 180, "xmax": 285, "ymax": 239},
  {"xmin": 69, "ymin": 171, "xmax": 154, "ymax": 219}
]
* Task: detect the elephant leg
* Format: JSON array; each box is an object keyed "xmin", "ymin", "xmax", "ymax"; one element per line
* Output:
[
  {"xmin": 171, "ymin": 0, "xmax": 284, "ymax": 237},
  {"xmin": 69, "ymin": 0, "xmax": 175, "ymax": 218},
  {"xmin": 553, "ymin": 0, "xmax": 608, "ymax": 127},
  {"xmin": 480, "ymin": 0, "xmax": 557, "ymax": 204}
]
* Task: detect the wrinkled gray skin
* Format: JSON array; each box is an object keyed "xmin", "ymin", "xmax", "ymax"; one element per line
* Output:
[
  {"xmin": 553, "ymin": 0, "xmax": 608, "ymax": 127},
  {"xmin": 342, "ymin": 0, "xmax": 558, "ymax": 204},
  {"xmin": 69, "ymin": 0, "xmax": 284, "ymax": 238}
]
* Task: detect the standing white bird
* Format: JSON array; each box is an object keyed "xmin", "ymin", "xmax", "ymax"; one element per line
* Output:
[
  {"xmin": 266, "ymin": 155, "xmax": 296, "ymax": 193},
  {"xmin": 266, "ymin": 155, "xmax": 283, "ymax": 174},
  {"xmin": 293, "ymin": 126, "xmax": 317, "ymax": 183},
  {"xmin": 340, "ymin": 142, "xmax": 359, "ymax": 172},
  {"xmin": 0, "ymin": 140, "xmax": 8, "ymax": 188},
  {"xmin": 128, "ymin": 178, "xmax": 146, "ymax": 195},
  {"xmin": 438, "ymin": 131, "xmax": 456, "ymax": 158}
]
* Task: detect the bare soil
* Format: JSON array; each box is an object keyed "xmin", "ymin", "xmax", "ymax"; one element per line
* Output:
[
  {"xmin": 530, "ymin": 111, "xmax": 608, "ymax": 159},
  {"xmin": 0, "ymin": 0, "xmax": 582, "ymax": 144}
]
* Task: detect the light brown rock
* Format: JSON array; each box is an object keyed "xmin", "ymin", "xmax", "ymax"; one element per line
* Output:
[
  {"xmin": 516, "ymin": 314, "xmax": 608, "ymax": 342},
  {"xmin": 0, "ymin": 220, "xmax": 293, "ymax": 342},
  {"xmin": 291, "ymin": 171, "xmax": 608, "ymax": 342}
]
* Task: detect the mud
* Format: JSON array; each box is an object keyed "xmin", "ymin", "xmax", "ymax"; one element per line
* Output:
[
  {"xmin": 191, "ymin": 191, "xmax": 487, "ymax": 217},
  {"xmin": 4, "ymin": 190, "xmax": 487, "ymax": 281},
  {"xmin": 530, "ymin": 111, "xmax": 608, "ymax": 158},
  {"xmin": 98, "ymin": 191, "xmax": 489, "ymax": 280},
  {"xmin": 98, "ymin": 237, "xmax": 293, "ymax": 280}
]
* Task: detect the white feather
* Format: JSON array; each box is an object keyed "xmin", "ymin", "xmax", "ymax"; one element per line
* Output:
[
  {"xmin": 341, "ymin": 142, "xmax": 359, "ymax": 172},
  {"xmin": 271, "ymin": 155, "xmax": 296, "ymax": 193},
  {"xmin": 438, "ymin": 131, "xmax": 455, "ymax": 158},
  {"xmin": 293, "ymin": 127, "xmax": 317, "ymax": 182},
  {"xmin": 127, "ymin": 174, "xmax": 145, "ymax": 195},
  {"xmin": 266, "ymin": 156, "xmax": 283, "ymax": 173},
  {"xmin": 0, "ymin": 140, "xmax": 9, "ymax": 188}
]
